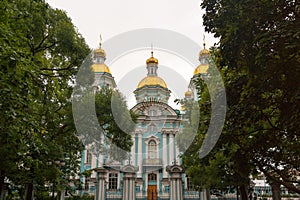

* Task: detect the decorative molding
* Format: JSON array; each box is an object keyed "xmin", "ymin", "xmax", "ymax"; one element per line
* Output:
[{"xmin": 144, "ymin": 135, "xmax": 160, "ymax": 145}]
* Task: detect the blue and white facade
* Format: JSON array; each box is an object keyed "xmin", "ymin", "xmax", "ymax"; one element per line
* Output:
[{"xmin": 78, "ymin": 40, "xmax": 210, "ymax": 200}]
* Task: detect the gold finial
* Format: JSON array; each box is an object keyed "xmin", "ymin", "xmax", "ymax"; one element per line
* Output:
[
  {"xmin": 99, "ymin": 34, "xmax": 102, "ymax": 49},
  {"xmin": 94, "ymin": 33, "xmax": 106, "ymax": 58},
  {"xmin": 198, "ymin": 34, "xmax": 210, "ymax": 58},
  {"xmin": 203, "ymin": 34, "xmax": 206, "ymax": 49},
  {"xmin": 146, "ymin": 43, "xmax": 158, "ymax": 64},
  {"xmin": 151, "ymin": 43, "xmax": 154, "ymax": 57}
]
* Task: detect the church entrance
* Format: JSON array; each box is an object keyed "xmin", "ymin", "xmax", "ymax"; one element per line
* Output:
[
  {"xmin": 147, "ymin": 173, "xmax": 157, "ymax": 200},
  {"xmin": 147, "ymin": 185, "xmax": 157, "ymax": 200}
]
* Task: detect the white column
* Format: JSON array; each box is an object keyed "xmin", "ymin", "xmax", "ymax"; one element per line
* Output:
[
  {"xmin": 98, "ymin": 136, "xmax": 104, "ymax": 167},
  {"xmin": 162, "ymin": 134, "xmax": 167, "ymax": 177},
  {"xmin": 131, "ymin": 179, "xmax": 135, "ymax": 200},
  {"xmin": 122, "ymin": 167, "xmax": 138, "ymax": 200},
  {"xmin": 123, "ymin": 180, "xmax": 127, "ymax": 199},
  {"xmin": 97, "ymin": 177, "xmax": 104, "ymax": 200},
  {"xmin": 131, "ymin": 133, "xmax": 136, "ymax": 165},
  {"xmin": 169, "ymin": 133, "xmax": 174, "ymax": 165},
  {"xmin": 138, "ymin": 132, "xmax": 143, "ymax": 176},
  {"xmin": 170, "ymin": 178, "xmax": 174, "ymax": 200},
  {"xmin": 175, "ymin": 134, "xmax": 180, "ymax": 164},
  {"xmin": 167, "ymin": 166, "xmax": 184, "ymax": 200},
  {"xmin": 95, "ymin": 168, "xmax": 107, "ymax": 200}
]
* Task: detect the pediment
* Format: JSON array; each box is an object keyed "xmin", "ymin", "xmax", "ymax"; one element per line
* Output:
[
  {"xmin": 121, "ymin": 164, "xmax": 139, "ymax": 173},
  {"xmin": 144, "ymin": 135, "xmax": 160, "ymax": 145},
  {"xmin": 131, "ymin": 101, "xmax": 178, "ymax": 116}
]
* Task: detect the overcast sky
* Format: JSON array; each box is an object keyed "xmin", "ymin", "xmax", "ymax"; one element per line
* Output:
[
  {"xmin": 47, "ymin": 0, "xmax": 217, "ymax": 48},
  {"xmin": 46, "ymin": 0, "xmax": 219, "ymax": 108}
]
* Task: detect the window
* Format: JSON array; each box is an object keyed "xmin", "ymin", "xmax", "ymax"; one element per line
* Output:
[
  {"xmin": 200, "ymin": 57, "xmax": 208, "ymax": 65},
  {"xmin": 136, "ymin": 186, "xmax": 141, "ymax": 192},
  {"xmin": 96, "ymin": 57, "xmax": 104, "ymax": 63},
  {"xmin": 148, "ymin": 140, "xmax": 157, "ymax": 159},
  {"xmin": 164, "ymin": 186, "xmax": 170, "ymax": 192},
  {"xmin": 86, "ymin": 151, "xmax": 92, "ymax": 164},
  {"xmin": 108, "ymin": 173, "xmax": 118, "ymax": 190},
  {"xmin": 148, "ymin": 173, "xmax": 157, "ymax": 181}
]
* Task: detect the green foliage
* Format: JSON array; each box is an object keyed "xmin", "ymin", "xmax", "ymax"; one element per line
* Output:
[
  {"xmin": 183, "ymin": 0, "xmax": 300, "ymax": 198},
  {"xmin": 67, "ymin": 194, "xmax": 94, "ymax": 200},
  {"xmin": 185, "ymin": 0, "xmax": 300, "ymax": 199},
  {"xmin": 74, "ymin": 87, "xmax": 137, "ymax": 161},
  {"xmin": 0, "ymin": 0, "xmax": 90, "ymax": 199},
  {"xmin": 176, "ymin": 98, "xmax": 200, "ymax": 153}
]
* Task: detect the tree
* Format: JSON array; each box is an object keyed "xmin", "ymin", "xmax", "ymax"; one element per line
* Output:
[
  {"xmin": 0, "ymin": 0, "xmax": 90, "ymax": 199},
  {"xmin": 73, "ymin": 86, "xmax": 137, "ymax": 163},
  {"xmin": 182, "ymin": 72, "xmax": 239, "ymax": 195},
  {"xmin": 182, "ymin": 0, "xmax": 300, "ymax": 199}
]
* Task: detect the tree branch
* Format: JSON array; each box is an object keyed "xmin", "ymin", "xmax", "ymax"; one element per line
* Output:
[
  {"xmin": 255, "ymin": 160, "xmax": 300, "ymax": 194},
  {"xmin": 33, "ymin": 34, "xmax": 50, "ymax": 53}
]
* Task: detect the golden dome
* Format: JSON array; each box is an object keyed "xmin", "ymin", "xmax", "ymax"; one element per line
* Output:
[
  {"xmin": 91, "ymin": 63, "xmax": 111, "ymax": 74},
  {"xmin": 194, "ymin": 64, "xmax": 209, "ymax": 75},
  {"xmin": 198, "ymin": 48, "xmax": 210, "ymax": 57},
  {"xmin": 185, "ymin": 90, "xmax": 192, "ymax": 97},
  {"xmin": 146, "ymin": 51, "xmax": 158, "ymax": 64},
  {"xmin": 137, "ymin": 76, "xmax": 167, "ymax": 88},
  {"xmin": 180, "ymin": 105, "xmax": 186, "ymax": 111},
  {"xmin": 146, "ymin": 57, "xmax": 158, "ymax": 64},
  {"xmin": 94, "ymin": 48, "xmax": 106, "ymax": 58}
]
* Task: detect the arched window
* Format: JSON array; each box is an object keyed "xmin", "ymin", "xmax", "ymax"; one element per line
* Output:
[{"xmin": 148, "ymin": 140, "xmax": 157, "ymax": 159}]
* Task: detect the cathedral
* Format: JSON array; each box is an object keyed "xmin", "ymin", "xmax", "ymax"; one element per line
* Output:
[{"xmin": 78, "ymin": 37, "xmax": 210, "ymax": 200}]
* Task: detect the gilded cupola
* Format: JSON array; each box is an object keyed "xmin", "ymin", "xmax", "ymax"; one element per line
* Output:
[
  {"xmin": 194, "ymin": 36, "xmax": 210, "ymax": 76},
  {"xmin": 91, "ymin": 34, "xmax": 111, "ymax": 74},
  {"xmin": 137, "ymin": 51, "xmax": 167, "ymax": 88},
  {"xmin": 146, "ymin": 51, "xmax": 159, "ymax": 65},
  {"xmin": 134, "ymin": 50, "xmax": 170, "ymax": 104}
]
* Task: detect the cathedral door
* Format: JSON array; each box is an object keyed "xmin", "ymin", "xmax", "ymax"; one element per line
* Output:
[{"xmin": 147, "ymin": 185, "xmax": 157, "ymax": 200}]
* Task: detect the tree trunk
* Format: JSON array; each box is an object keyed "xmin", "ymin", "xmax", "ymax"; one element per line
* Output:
[
  {"xmin": 25, "ymin": 183, "xmax": 34, "ymax": 200},
  {"xmin": 239, "ymin": 184, "xmax": 249, "ymax": 200},
  {"xmin": 270, "ymin": 181, "xmax": 281, "ymax": 200}
]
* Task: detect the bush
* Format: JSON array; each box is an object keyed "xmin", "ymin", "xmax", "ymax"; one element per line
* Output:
[{"xmin": 66, "ymin": 194, "xmax": 94, "ymax": 200}]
